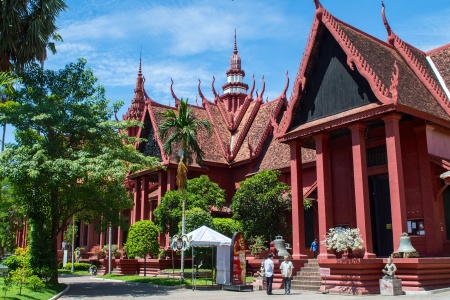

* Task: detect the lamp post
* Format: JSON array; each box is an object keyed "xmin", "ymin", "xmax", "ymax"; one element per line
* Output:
[{"xmin": 170, "ymin": 234, "xmax": 191, "ymax": 282}]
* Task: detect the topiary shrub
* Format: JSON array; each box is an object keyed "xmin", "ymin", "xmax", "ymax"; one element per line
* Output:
[{"xmin": 64, "ymin": 262, "xmax": 90, "ymax": 271}]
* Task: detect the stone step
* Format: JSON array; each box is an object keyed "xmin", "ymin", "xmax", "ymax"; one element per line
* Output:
[
  {"xmin": 297, "ymin": 271, "xmax": 320, "ymax": 276},
  {"xmin": 291, "ymin": 284, "xmax": 321, "ymax": 291},
  {"xmin": 293, "ymin": 275, "xmax": 321, "ymax": 281},
  {"xmin": 298, "ymin": 268, "xmax": 320, "ymax": 273},
  {"xmin": 292, "ymin": 279, "xmax": 322, "ymax": 286}
]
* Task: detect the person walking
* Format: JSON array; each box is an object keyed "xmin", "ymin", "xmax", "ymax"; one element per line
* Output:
[
  {"xmin": 310, "ymin": 238, "xmax": 319, "ymax": 259},
  {"xmin": 280, "ymin": 255, "xmax": 294, "ymax": 295},
  {"xmin": 264, "ymin": 253, "xmax": 274, "ymax": 295}
]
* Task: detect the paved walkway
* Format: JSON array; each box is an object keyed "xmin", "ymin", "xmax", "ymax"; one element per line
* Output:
[{"xmin": 58, "ymin": 275, "xmax": 450, "ymax": 300}]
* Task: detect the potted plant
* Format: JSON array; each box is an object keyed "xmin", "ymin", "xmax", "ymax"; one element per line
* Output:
[
  {"xmin": 321, "ymin": 227, "xmax": 364, "ymax": 258},
  {"xmin": 90, "ymin": 245, "xmax": 106, "ymax": 260},
  {"xmin": 249, "ymin": 236, "xmax": 267, "ymax": 258}
]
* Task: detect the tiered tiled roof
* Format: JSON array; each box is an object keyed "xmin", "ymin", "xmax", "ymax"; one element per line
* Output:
[{"xmin": 275, "ymin": 0, "xmax": 450, "ymax": 141}]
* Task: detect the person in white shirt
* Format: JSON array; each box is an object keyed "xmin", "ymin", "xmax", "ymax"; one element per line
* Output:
[
  {"xmin": 264, "ymin": 253, "xmax": 274, "ymax": 295},
  {"xmin": 280, "ymin": 255, "xmax": 294, "ymax": 294}
]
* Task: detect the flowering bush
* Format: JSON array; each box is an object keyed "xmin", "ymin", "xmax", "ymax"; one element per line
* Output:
[{"xmin": 321, "ymin": 227, "xmax": 364, "ymax": 252}]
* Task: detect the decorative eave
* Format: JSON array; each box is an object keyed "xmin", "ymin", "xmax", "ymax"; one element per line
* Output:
[
  {"xmin": 275, "ymin": 0, "xmax": 399, "ymax": 138},
  {"xmin": 391, "ymin": 38, "xmax": 450, "ymax": 116},
  {"xmin": 381, "ymin": 2, "xmax": 450, "ymax": 116},
  {"xmin": 170, "ymin": 79, "xmax": 181, "ymax": 108},
  {"xmin": 279, "ymin": 103, "xmax": 394, "ymax": 143}
]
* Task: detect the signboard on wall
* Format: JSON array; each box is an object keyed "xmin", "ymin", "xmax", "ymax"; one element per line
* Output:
[{"xmin": 230, "ymin": 232, "xmax": 246, "ymax": 285}]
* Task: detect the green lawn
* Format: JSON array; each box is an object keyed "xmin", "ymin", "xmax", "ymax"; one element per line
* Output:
[
  {"xmin": 0, "ymin": 281, "xmax": 65, "ymax": 300},
  {"xmin": 101, "ymin": 274, "xmax": 255, "ymax": 286},
  {"xmin": 58, "ymin": 269, "xmax": 91, "ymax": 276}
]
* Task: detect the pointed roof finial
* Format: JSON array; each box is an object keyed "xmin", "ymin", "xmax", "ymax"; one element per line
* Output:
[
  {"xmin": 139, "ymin": 46, "xmax": 143, "ymax": 75},
  {"xmin": 381, "ymin": 1, "xmax": 395, "ymax": 45},
  {"xmin": 234, "ymin": 28, "xmax": 238, "ymax": 55}
]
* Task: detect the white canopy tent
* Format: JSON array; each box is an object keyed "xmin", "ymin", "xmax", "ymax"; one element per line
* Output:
[{"xmin": 186, "ymin": 226, "xmax": 231, "ymax": 285}]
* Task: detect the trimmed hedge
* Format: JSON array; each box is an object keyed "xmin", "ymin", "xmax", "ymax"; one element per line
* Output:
[{"xmin": 64, "ymin": 262, "xmax": 90, "ymax": 271}]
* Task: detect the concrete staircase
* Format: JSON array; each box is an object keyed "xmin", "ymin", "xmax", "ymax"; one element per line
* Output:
[{"xmin": 291, "ymin": 259, "xmax": 321, "ymax": 291}]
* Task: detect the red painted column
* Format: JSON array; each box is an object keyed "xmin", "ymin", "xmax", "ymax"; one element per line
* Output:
[
  {"xmin": 158, "ymin": 171, "xmax": 167, "ymax": 205},
  {"xmin": 289, "ymin": 140, "xmax": 308, "ymax": 259},
  {"xmin": 314, "ymin": 133, "xmax": 336, "ymax": 259},
  {"xmin": 132, "ymin": 178, "xmax": 141, "ymax": 224},
  {"xmin": 349, "ymin": 124, "xmax": 376, "ymax": 258},
  {"xmin": 87, "ymin": 222, "xmax": 95, "ymax": 251},
  {"xmin": 383, "ymin": 114, "xmax": 407, "ymax": 251},
  {"xmin": 414, "ymin": 125, "xmax": 443, "ymax": 255},
  {"xmin": 140, "ymin": 176, "xmax": 149, "ymax": 221}
]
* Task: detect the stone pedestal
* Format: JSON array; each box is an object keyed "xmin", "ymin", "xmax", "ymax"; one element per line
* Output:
[
  {"xmin": 379, "ymin": 278, "xmax": 402, "ymax": 296},
  {"xmin": 253, "ymin": 277, "xmax": 264, "ymax": 290}
]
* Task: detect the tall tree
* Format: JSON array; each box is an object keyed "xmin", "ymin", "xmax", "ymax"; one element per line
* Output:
[
  {"xmin": 0, "ymin": 178, "xmax": 25, "ymax": 257},
  {"xmin": 124, "ymin": 220, "xmax": 159, "ymax": 277},
  {"xmin": 154, "ymin": 175, "xmax": 225, "ymax": 236},
  {"xmin": 159, "ymin": 98, "xmax": 212, "ymax": 165},
  {"xmin": 0, "ymin": 59, "xmax": 159, "ymax": 282},
  {"xmin": 230, "ymin": 170, "xmax": 291, "ymax": 242},
  {"xmin": 158, "ymin": 98, "xmax": 212, "ymax": 280},
  {"xmin": 0, "ymin": 0, "xmax": 67, "ymax": 152}
]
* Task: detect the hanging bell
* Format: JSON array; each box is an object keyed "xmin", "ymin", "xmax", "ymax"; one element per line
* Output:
[
  {"xmin": 273, "ymin": 235, "xmax": 290, "ymax": 257},
  {"xmin": 396, "ymin": 232, "xmax": 417, "ymax": 254}
]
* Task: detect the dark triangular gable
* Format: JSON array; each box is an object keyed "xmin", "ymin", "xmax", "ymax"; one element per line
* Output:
[
  {"xmin": 139, "ymin": 113, "xmax": 162, "ymax": 161},
  {"xmin": 291, "ymin": 29, "xmax": 379, "ymax": 128}
]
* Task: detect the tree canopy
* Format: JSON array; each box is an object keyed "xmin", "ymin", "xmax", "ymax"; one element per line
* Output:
[
  {"xmin": 0, "ymin": 178, "xmax": 25, "ymax": 257},
  {"xmin": 154, "ymin": 175, "xmax": 225, "ymax": 236},
  {"xmin": 125, "ymin": 220, "xmax": 160, "ymax": 259},
  {"xmin": 230, "ymin": 170, "xmax": 291, "ymax": 242},
  {"xmin": 0, "ymin": 0, "xmax": 67, "ymax": 71},
  {"xmin": 0, "ymin": 59, "xmax": 159, "ymax": 282},
  {"xmin": 183, "ymin": 208, "xmax": 213, "ymax": 234}
]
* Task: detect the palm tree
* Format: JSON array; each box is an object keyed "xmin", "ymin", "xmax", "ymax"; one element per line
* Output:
[
  {"xmin": 159, "ymin": 98, "xmax": 212, "ymax": 281},
  {"xmin": 0, "ymin": 0, "xmax": 67, "ymax": 151}
]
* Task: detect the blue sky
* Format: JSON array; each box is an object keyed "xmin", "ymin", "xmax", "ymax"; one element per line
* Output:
[{"xmin": 4, "ymin": 0, "xmax": 450, "ymax": 144}]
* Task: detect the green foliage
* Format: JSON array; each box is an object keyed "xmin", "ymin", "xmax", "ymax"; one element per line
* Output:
[
  {"xmin": 182, "ymin": 208, "xmax": 213, "ymax": 233},
  {"xmin": 212, "ymin": 218, "xmax": 242, "ymax": 238},
  {"xmin": 9, "ymin": 248, "xmax": 32, "ymax": 295},
  {"xmin": 26, "ymin": 275, "xmax": 45, "ymax": 292},
  {"xmin": 303, "ymin": 199, "xmax": 312, "ymax": 211},
  {"xmin": 125, "ymin": 220, "xmax": 159, "ymax": 259},
  {"xmin": 230, "ymin": 170, "xmax": 291, "ymax": 242},
  {"xmin": 159, "ymin": 98, "xmax": 212, "ymax": 165},
  {"xmin": 0, "ymin": 179, "xmax": 25, "ymax": 257},
  {"xmin": 2, "ymin": 276, "xmax": 12, "ymax": 299},
  {"xmin": 0, "ymin": 0, "xmax": 67, "ymax": 72},
  {"xmin": 2, "ymin": 255, "xmax": 21, "ymax": 273},
  {"xmin": 186, "ymin": 175, "xmax": 225, "ymax": 211},
  {"xmin": 64, "ymin": 262, "xmax": 90, "ymax": 271},
  {"xmin": 249, "ymin": 236, "xmax": 267, "ymax": 255},
  {"xmin": 63, "ymin": 224, "xmax": 78, "ymax": 249},
  {"xmin": 0, "ymin": 59, "xmax": 159, "ymax": 282},
  {"xmin": 154, "ymin": 175, "xmax": 225, "ymax": 235}
]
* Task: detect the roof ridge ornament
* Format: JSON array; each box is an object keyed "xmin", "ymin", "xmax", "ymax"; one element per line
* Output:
[
  {"xmin": 381, "ymin": 1, "xmax": 395, "ymax": 46},
  {"xmin": 234, "ymin": 28, "xmax": 238, "ymax": 55}
]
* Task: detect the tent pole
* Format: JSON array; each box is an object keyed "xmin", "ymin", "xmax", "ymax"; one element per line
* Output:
[{"xmin": 192, "ymin": 247, "xmax": 195, "ymax": 291}]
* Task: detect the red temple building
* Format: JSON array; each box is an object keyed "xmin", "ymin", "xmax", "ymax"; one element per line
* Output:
[{"xmin": 16, "ymin": 0, "xmax": 450, "ymax": 294}]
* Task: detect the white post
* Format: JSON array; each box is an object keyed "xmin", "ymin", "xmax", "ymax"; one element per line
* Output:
[
  {"xmin": 108, "ymin": 222, "xmax": 112, "ymax": 274},
  {"xmin": 71, "ymin": 218, "xmax": 75, "ymax": 273}
]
